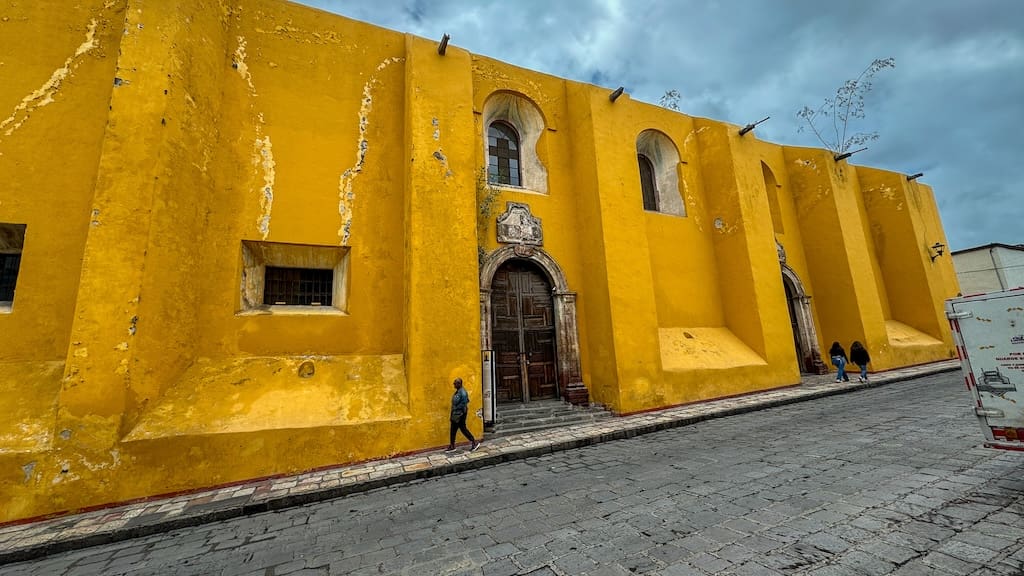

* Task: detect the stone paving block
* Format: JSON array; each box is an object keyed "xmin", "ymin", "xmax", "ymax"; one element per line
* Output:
[
  {"xmin": 757, "ymin": 550, "xmax": 812, "ymax": 572},
  {"xmin": 972, "ymin": 562, "xmax": 1024, "ymax": 576},
  {"xmin": 548, "ymin": 550, "xmax": 596, "ymax": 574},
  {"xmin": 950, "ymin": 529, "xmax": 1014, "ymax": 553},
  {"xmin": 271, "ymin": 557, "xmax": 307, "ymax": 574},
  {"xmin": 728, "ymin": 561, "xmax": 786, "ymax": 576},
  {"xmin": 834, "ymin": 550, "xmax": 896, "ymax": 575},
  {"xmin": 513, "ymin": 545, "xmax": 555, "ymax": 570},
  {"xmin": 920, "ymin": 550, "xmax": 985, "ymax": 574},
  {"xmin": 937, "ymin": 540, "xmax": 1001, "ymax": 564},
  {"xmin": 614, "ymin": 553, "xmax": 661, "ymax": 575},
  {"xmin": 638, "ymin": 542, "xmax": 688, "ymax": 565},
  {"xmin": 803, "ymin": 565, "xmax": 860, "ymax": 576},
  {"xmin": 801, "ymin": 532, "xmax": 852, "ymax": 555},
  {"xmin": 688, "ymin": 551, "xmax": 732, "ymax": 573},
  {"xmin": 602, "ymin": 533, "xmax": 645, "ymax": 555},
  {"xmin": 654, "ymin": 562, "xmax": 704, "ymax": 575},
  {"xmin": 743, "ymin": 509, "xmax": 788, "ymax": 527},
  {"xmin": 1006, "ymin": 546, "xmax": 1024, "ymax": 563},
  {"xmin": 890, "ymin": 558, "xmax": 943, "ymax": 576},
  {"xmin": 584, "ymin": 565, "xmax": 632, "ymax": 576},
  {"xmin": 483, "ymin": 542, "xmax": 517, "ymax": 560},
  {"xmin": 480, "ymin": 557, "xmax": 518, "ymax": 576},
  {"xmin": 736, "ymin": 535, "xmax": 785, "ymax": 555},
  {"xmin": 849, "ymin": 515, "xmax": 889, "ymax": 532},
  {"xmin": 544, "ymin": 535, "xmax": 584, "ymax": 557},
  {"xmin": 901, "ymin": 520, "xmax": 957, "ymax": 543}
]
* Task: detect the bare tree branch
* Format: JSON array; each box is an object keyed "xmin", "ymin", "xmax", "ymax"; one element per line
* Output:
[{"xmin": 796, "ymin": 58, "xmax": 894, "ymax": 154}]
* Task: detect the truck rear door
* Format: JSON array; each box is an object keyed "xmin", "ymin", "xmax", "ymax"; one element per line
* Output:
[{"xmin": 947, "ymin": 290, "xmax": 1024, "ymax": 451}]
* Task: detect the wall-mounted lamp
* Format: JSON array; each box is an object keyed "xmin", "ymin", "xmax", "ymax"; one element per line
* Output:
[
  {"xmin": 907, "ymin": 172, "xmax": 924, "ymax": 181},
  {"xmin": 929, "ymin": 242, "xmax": 946, "ymax": 262},
  {"xmin": 738, "ymin": 116, "xmax": 770, "ymax": 136},
  {"xmin": 609, "ymin": 86, "xmax": 624, "ymax": 102},
  {"xmin": 834, "ymin": 147, "xmax": 868, "ymax": 162},
  {"xmin": 438, "ymin": 33, "xmax": 450, "ymax": 55}
]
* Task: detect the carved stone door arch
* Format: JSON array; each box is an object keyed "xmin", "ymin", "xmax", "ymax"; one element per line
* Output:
[
  {"xmin": 781, "ymin": 263, "xmax": 827, "ymax": 374},
  {"xmin": 480, "ymin": 245, "xmax": 588, "ymax": 404}
]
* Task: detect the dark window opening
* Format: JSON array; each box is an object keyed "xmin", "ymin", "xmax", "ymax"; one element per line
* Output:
[
  {"xmin": 0, "ymin": 253, "xmax": 21, "ymax": 303},
  {"xmin": 487, "ymin": 121, "xmax": 521, "ymax": 186},
  {"xmin": 638, "ymin": 154, "xmax": 658, "ymax": 211},
  {"xmin": 263, "ymin": 267, "xmax": 333, "ymax": 306}
]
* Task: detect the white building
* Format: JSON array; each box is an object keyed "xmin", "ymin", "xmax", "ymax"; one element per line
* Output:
[{"xmin": 952, "ymin": 243, "xmax": 1024, "ymax": 295}]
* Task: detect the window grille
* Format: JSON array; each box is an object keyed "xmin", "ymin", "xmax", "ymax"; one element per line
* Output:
[
  {"xmin": 0, "ymin": 253, "xmax": 20, "ymax": 302},
  {"xmin": 487, "ymin": 121, "xmax": 521, "ymax": 186},
  {"xmin": 263, "ymin": 267, "xmax": 333, "ymax": 306}
]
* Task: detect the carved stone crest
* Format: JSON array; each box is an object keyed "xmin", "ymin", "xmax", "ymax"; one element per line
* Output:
[
  {"xmin": 513, "ymin": 245, "xmax": 536, "ymax": 258},
  {"xmin": 496, "ymin": 202, "xmax": 543, "ymax": 246},
  {"xmin": 776, "ymin": 239, "xmax": 786, "ymax": 264}
]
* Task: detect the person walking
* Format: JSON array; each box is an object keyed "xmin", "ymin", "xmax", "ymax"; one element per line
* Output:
[
  {"xmin": 850, "ymin": 341, "xmax": 871, "ymax": 383},
  {"xmin": 447, "ymin": 377, "xmax": 480, "ymax": 453},
  {"xmin": 829, "ymin": 341, "xmax": 850, "ymax": 383}
]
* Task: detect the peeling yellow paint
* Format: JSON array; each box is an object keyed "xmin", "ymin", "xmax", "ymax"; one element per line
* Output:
[
  {"xmin": 0, "ymin": 19, "xmax": 99, "ymax": 140},
  {"xmin": 255, "ymin": 25, "xmax": 345, "ymax": 45},
  {"xmin": 682, "ymin": 126, "xmax": 708, "ymax": 147},
  {"xmin": 337, "ymin": 56, "xmax": 403, "ymax": 245},
  {"xmin": 433, "ymin": 149, "xmax": 453, "ymax": 178},
  {"xmin": 232, "ymin": 35, "xmax": 255, "ymax": 94},
  {"xmin": 255, "ymin": 135, "xmax": 275, "ymax": 239}
]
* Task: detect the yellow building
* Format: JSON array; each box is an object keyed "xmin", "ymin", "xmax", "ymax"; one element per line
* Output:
[{"xmin": 0, "ymin": 0, "xmax": 959, "ymax": 523}]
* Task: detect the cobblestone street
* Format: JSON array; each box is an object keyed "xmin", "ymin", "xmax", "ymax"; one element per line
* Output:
[{"xmin": 2, "ymin": 371, "xmax": 1022, "ymax": 576}]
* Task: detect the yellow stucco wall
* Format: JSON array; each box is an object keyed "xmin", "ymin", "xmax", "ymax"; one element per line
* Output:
[{"xmin": 0, "ymin": 0, "xmax": 956, "ymax": 522}]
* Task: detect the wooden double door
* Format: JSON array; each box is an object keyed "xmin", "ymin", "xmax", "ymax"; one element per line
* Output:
[{"xmin": 491, "ymin": 260, "xmax": 558, "ymax": 403}]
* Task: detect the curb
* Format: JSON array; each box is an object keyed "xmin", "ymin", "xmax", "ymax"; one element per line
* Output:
[{"xmin": 0, "ymin": 363, "xmax": 960, "ymax": 565}]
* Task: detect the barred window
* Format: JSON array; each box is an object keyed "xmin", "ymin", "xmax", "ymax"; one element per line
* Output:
[
  {"xmin": 0, "ymin": 222, "xmax": 26, "ymax": 307},
  {"xmin": 487, "ymin": 121, "xmax": 521, "ymax": 186},
  {"xmin": 263, "ymin": 267, "xmax": 333, "ymax": 306},
  {"xmin": 0, "ymin": 253, "xmax": 21, "ymax": 303}
]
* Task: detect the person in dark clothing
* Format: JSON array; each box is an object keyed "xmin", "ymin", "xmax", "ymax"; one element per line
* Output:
[
  {"xmin": 850, "ymin": 341, "xmax": 871, "ymax": 383},
  {"xmin": 447, "ymin": 378, "xmax": 479, "ymax": 453},
  {"xmin": 829, "ymin": 341, "xmax": 850, "ymax": 383}
]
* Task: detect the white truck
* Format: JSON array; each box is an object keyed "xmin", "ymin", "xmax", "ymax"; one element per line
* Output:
[{"xmin": 946, "ymin": 287, "xmax": 1024, "ymax": 451}]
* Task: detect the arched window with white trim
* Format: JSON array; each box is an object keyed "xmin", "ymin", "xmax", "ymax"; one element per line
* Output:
[
  {"xmin": 636, "ymin": 130, "xmax": 685, "ymax": 216},
  {"xmin": 481, "ymin": 93, "xmax": 549, "ymax": 193}
]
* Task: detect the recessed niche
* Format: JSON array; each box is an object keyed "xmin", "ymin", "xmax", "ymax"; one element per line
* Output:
[{"xmin": 239, "ymin": 240, "xmax": 349, "ymax": 316}]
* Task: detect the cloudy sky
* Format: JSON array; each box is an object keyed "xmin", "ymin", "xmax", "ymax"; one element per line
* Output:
[{"xmin": 297, "ymin": 0, "xmax": 1023, "ymax": 251}]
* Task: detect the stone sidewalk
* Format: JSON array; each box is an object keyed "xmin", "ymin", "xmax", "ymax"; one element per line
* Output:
[{"xmin": 0, "ymin": 360, "xmax": 961, "ymax": 565}]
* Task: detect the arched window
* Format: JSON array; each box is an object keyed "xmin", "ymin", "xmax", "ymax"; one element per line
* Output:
[
  {"xmin": 638, "ymin": 154, "xmax": 658, "ymax": 211},
  {"xmin": 487, "ymin": 121, "xmax": 521, "ymax": 186},
  {"xmin": 635, "ymin": 130, "xmax": 684, "ymax": 216},
  {"xmin": 762, "ymin": 162, "xmax": 785, "ymax": 234}
]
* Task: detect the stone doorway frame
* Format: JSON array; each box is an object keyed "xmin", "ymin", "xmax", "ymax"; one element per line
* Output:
[
  {"xmin": 781, "ymin": 263, "xmax": 828, "ymax": 375},
  {"xmin": 480, "ymin": 245, "xmax": 588, "ymax": 404}
]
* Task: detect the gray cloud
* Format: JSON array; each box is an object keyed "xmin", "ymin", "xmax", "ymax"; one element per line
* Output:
[{"xmin": 298, "ymin": 0, "xmax": 1024, "ymax": 250}]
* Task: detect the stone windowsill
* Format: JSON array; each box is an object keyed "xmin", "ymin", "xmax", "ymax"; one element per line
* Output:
[
  {"xmin": 236, "ymin": 305, "xmax": 347, "ymax": 317},
  {"xmin": 490, "ymin": 183, "xmax": 547, "ymax": 196}
]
